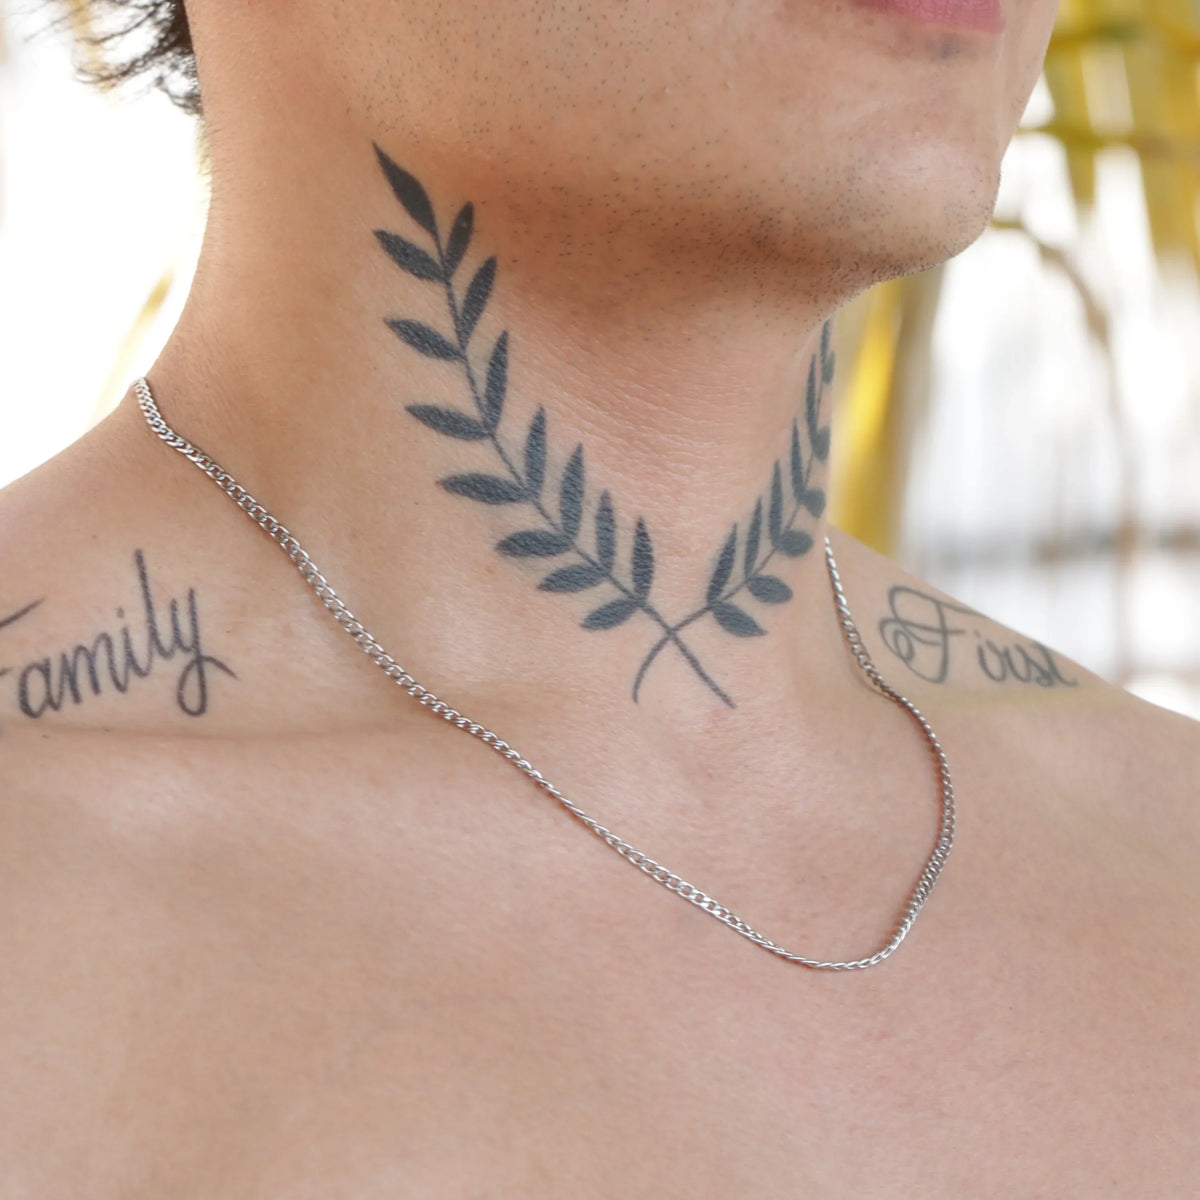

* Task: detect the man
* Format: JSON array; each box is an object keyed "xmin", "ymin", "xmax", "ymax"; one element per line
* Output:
[{"xmin": 1, "ymin": 0, "xmax": 1197, "ymax": 1193}]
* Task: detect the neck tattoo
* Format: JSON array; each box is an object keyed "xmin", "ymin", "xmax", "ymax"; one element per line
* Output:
[
  {"xmin": 371, "ymin": 144, "xmax": 833, "ymax": 710},
  {"xmin": 129, "ymin": 143, "xmax": 955, "ymax": 971}
]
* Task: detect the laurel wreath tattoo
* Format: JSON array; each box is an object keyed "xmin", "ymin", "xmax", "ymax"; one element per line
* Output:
[{"xmin": 372, "ymin": 143, "xmax": 831, "ymax": 709}]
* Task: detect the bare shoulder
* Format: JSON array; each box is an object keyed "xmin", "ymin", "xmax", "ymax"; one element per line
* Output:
[
  {"xmin": 829, "ymin": 529, "xmax": 1200, "ymax": 842},
  {"xmin": 0, "ymin": 403, "xmax": 220, "ymax": 729},
  {"xmin": 0, "ymin": 399, "xmax": 180, "ymax": 629},
  {"xmin": 0, "ymin": 397, "xmax": 358, "ymax": 746}
]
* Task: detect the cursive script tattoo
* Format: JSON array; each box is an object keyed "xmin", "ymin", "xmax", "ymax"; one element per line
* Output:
[
  {"xmin": 373, "ymin": 145, "xmax": 829, "ymax": 708},
  {"xmin": 878, "ymin": 585, "xmax": 1077, "ymax": 688},
  {"xmin": 3, "ymin": 550, "xmax": 236, "ymax": 719},
  {"xmin": 0, "ymin": 600, "xmax": 43, "ymax": 689}
]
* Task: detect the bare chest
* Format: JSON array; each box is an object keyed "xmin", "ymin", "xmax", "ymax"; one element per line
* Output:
[{"xmin": 2, "ymin": 741, "xmax": 1198, "ymax": 1198}]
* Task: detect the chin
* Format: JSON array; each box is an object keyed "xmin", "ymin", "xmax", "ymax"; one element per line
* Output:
[
  {"xmin": 572, "ymin": 83, "xmax": 1013, "ymax": 303},
  {"xmin": 857, "ymin": 162, "xmax": 1001, "ymax": 284},
  {"xmin": 771, "ymin": 131, "xmax": 1006, "ymax": 301}
]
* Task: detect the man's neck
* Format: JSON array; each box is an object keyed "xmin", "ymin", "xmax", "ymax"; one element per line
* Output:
[{"xmin": 145, "ymin": 137, "xmax": 849, "ymax": 732}]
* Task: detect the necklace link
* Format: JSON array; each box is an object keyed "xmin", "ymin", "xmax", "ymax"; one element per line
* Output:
[{"xmin": 134, "ymin": 375, "xmax": 955, "ymax": 971}]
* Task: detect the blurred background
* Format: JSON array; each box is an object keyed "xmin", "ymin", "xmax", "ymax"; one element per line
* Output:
[{"xmin": 2, "ymin": 0, "xmax": 1199, "ymax": 717}]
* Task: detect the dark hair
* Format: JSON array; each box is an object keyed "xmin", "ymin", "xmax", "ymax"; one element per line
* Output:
[{"xmin": 61, "ymin": 0, "xmax": 200, "ymax": 117}]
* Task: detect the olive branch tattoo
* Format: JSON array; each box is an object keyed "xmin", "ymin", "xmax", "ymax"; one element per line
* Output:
[
  {"xmin": 371, "ymin": 144, "xmax": 830, "ymax": 709},
  {"xmin": 371, "ymin": 144, "xmax": 733, "ymax": 706}
]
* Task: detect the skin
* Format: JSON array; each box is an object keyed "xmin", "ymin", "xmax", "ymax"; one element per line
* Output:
[{"xmin": 1, "ymin": 0, "xmax": 1198, "ymax": 1195}]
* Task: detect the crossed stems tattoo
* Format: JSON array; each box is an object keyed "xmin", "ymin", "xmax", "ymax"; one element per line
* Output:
[{"xmin": 372, "ymin": 144, "xmax": 832, "ymax": 709}]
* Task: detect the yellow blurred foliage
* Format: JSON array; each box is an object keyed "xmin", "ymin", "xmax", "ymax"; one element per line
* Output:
[{"xmin": 833, "ymin": 0, "xmax": 1200, "ymax": 554}]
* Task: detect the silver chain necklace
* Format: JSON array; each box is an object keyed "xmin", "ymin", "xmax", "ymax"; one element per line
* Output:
[{"xmin": 133, "ymin": 374, "xmax": 954, "ymax": 970}]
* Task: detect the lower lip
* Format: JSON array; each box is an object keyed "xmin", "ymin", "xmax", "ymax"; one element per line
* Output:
[{"xmin": 851, "ymin": 0, "xmax": 1005, "ymax": 33}]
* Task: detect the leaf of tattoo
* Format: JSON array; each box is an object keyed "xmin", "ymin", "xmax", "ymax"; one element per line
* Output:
[
  {"xmin": 374, "ymin": 142, "xmax": 438, "ymax": 238},
  {"xmin": 789, "ymin": 421, "xmax": 806, "ymax": 502},
  {"xmin": 523, "ymin": 407, "xmax": 547, "ymax": 498},
  {"xmin": 444, "ymin": 203, "xmax": 474, "ymax": 277},
  {"xmin": 497, "ymin": 529, "xmax": 573, "ymax": 557},
  {"xmin": 776, "ymin": 529, "xmax": 814, "ymax": 557},
  {"xmin": 744, "ymin": 500, "xmax": 762, "ymax": 580},
  {"xmin": 708, "ymin": 524, "xmax": 738, "ymax": 604},
  {"xmin": 821, "ymin": 321, "xmax": 836, "ymax": 384},
  {"xmin": 746, "ymin": 575, "xmax": 792, "ymax": 603},
  {"xmin": 540, "ymin": 564, "xmax": 607, "ymax": 593},
  {"xmin": 595, "ymin": 491, "xmax": 616, "ymax": 572},
  {"xmin": 559, "ymin": 445, "xmax": 585, "ymax": 540},
  {"xmin": 375, "ymin": 231, "xmax": 443, "ymax": 282},
  {"xmin": 387, "ymin": 318, "xmax": 461, "ymax": 360},
  {"xmin": 768, "ymin": 462, "xmax": 784, "ymax": 546},
  {"xmin": 801, "ymin": 488, "xmax": 826, "ymax": 518},
  {"xmin": 459, "ymin": 256, "xmax": 497, "ymax": 345},
  {"xmin": 406, "ymin": 405, "xmax": 489, "ymax": 440},
  {"xmin": 484, "ymin": 332, "xmax": 508, "ymax": 430},
  {"xmin": 807, "ymin": 353, "xmax": 832, "ymax": 462},
  {"xmin": 583, "ymin": 597, "xmax": 639, "ymax": 630},
  {"xmin": 711, "ymin": 602, "xmax": 766, "ymax": 637},
  {"xmin": 440, "ymin": 474, "xmax": 526, "ymax": 504},
  {"xmin": 631, "ymin": 518, "xmax": 655, "ymax": 600}
]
